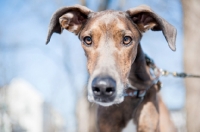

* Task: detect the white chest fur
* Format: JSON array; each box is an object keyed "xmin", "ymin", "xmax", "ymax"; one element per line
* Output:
[{"xmin": 122, "ymin": 120, "xmax": 136, "ymax": 132}]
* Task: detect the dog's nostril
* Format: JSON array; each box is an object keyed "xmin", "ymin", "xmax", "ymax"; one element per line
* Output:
[
  {"xmin": 105, "ymin": 87, "xmax": 115, "ymax": 95},
  {"xmin": 93, "ymin": 87, "xmax": 101, "ymax": 95}
]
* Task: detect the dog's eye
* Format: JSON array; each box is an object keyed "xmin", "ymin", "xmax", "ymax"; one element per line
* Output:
[
  {"xmin": 123, "ymin": 36, "xmax": 132, "ymax": 45},
  {"xmin": 83, "ymin": 36, "xmax": 92, "ymax": 45}
]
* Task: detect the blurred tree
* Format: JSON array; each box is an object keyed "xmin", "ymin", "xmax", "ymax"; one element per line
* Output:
[
  {"xmin": 98, "ymin": 0, "xmax": 109, "ymax": 11},
  {"xmin": 118, "ymin": 0, "xmax": 125, "ymax": 10},
  {"xmin": 80, "ymin": 0, "xmax": 86, "ymax": 6},
  {"xmin": 79, "ymin": 0, "xmax": 110, "ymax": 11},
  {"xmin": 182, "ymin": 0, "xmax": 200, "ymax": 131}
]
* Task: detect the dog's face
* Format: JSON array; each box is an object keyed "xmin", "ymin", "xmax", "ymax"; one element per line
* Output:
[
  {"xmin": 46, "ymin": 5, "xmax": 176, "ymax": 106},
  {"xmin": 79, "ymin": 11, "xmax": 141, "ymax": 106}
]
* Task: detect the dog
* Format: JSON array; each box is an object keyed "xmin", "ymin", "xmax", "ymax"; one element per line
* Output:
[{"xmin": 46, "ymin": 4, "xmax": 177, "ymax": 132}]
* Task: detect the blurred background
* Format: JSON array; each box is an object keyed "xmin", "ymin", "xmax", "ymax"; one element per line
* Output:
[{"xmin": 0, "ymin": 0, "xmax": 199, "ymax": 132}]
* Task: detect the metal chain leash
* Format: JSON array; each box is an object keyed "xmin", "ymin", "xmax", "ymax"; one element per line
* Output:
[
  {"xmin": 159, "ymin": 69, "xmax": 200, "ymax": 78},
  {"xmin": 145, "ymin": 54, "xmax": 200, "ymax": 79}
]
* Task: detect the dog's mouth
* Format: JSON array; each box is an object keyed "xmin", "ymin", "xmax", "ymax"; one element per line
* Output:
[
  {"xmin": 87, "ymin": 74, "xmax": 143, "ymax": 107},
  {"xmin": 88, "ymin": 85, "xmax": 145, "ymax": 107},
  {"xmin": 93, "ymin": 94, "xmax": 116, "ymax": 103}
]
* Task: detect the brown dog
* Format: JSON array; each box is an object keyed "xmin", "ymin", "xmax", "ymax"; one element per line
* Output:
[{"xmin": 46, "ymin": 5, "xmax": 177, "ymax": 132}]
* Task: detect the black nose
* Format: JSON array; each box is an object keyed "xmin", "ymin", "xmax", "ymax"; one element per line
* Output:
[{"xmin": 92, "ymin": 76, "xmax": 116, "ymax": 101}]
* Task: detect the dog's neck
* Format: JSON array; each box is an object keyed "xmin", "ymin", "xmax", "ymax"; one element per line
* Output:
[{"xmin": 128, "ymin": 44, "xmax": 153, "ymax": 90}]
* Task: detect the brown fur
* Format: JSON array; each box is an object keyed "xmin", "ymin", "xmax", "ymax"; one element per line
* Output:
[
  {"xmin": 79, "ymin": 11, "xmax": 141, "ymax": 84},
  {"xmin": 46, "ymin": 4, "xmax": 177, "ymax": 132}
]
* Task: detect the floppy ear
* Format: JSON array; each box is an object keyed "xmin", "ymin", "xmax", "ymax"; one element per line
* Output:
[
  {"xmin": 126, "ymin": 5, "xmax": 177, "ymax": 51},
  {"xmin": 46, "ymin": 5, "xmax": 92, "ymax": 44}
]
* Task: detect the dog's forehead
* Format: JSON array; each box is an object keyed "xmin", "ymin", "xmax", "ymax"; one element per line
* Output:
[
  {"xmin": 91, "ymin": 10, "xmax": 127, "ymax": 21},
  {"xmin": 87, "ymin": 10, "xmax": 129, "ymax": 30}
]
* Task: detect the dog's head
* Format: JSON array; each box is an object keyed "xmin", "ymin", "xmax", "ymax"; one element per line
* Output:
[{"xmin": 46, "ymin": 5, "xmax": 176, "ymax": 106}]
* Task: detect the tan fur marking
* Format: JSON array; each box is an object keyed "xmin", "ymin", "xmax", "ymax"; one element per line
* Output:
[
  {"xmin": 48, "ymin": 5, "xmax": 177, "ymax": 132},
  {"xmin": 138, "ymin": 22, "xmax": 157, "ymax": 32},
  {"xmin": 80, "ymin": 11, "xmax": 142, "ymax": 98},
  {"xmin": 59, "ymin": 13, "xmax": 82, "ymax": 34}
]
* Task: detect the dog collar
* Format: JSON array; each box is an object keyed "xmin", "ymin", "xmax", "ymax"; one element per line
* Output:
[
  {"xmin": 124, "ymin": 54, "xmax": 162, "ymax": 98},
  {"xmin": 124, "ymin": 88, "xmax": 146, "ymax": 98}
]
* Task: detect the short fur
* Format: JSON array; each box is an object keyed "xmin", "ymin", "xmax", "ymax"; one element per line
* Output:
[{"xmin": 46, "ymin": 4, "xmax": 177, "ymax": 132}]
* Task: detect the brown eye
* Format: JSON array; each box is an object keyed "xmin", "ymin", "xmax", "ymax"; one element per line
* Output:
[
  {"xmin": 123, "ymin": 36, "xmax": 132, "ymax": 45},
  {"xmin": 83, "ymin": 36, "xmax": 92, "ymax": 45}
]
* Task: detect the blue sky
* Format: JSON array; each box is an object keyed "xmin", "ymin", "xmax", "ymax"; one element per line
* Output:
[{"xmin": 0, "ymin": 0, "xmax": 184, "ymax": 131}]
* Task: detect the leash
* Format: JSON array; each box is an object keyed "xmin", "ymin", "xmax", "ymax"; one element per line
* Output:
[
  {"xmin": 159, "ymin": 69, "xmax": 200, "ymax": 78},
  {"xmin": 145, "ymin": 54, "xmax": 200, "ymax": 79}
]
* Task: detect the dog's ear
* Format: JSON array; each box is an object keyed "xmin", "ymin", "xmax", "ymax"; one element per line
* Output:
[
  {"xmin": 46, "ymin": 5, "xmax": 92, "ymax": 44},
  {"xmin": 126, "ymin": 5, "xmax": 177, "ymax": 51}
]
